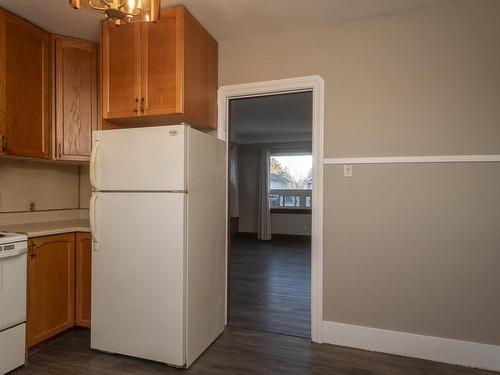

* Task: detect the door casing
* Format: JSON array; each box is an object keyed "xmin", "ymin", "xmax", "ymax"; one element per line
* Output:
[{"xmin": 217, "ymin": 75, "xmax": 325, "ymax": 343}]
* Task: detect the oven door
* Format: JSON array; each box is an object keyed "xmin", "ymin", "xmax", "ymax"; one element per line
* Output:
[{"xmin": 0, "ymin": 243, "xmax": 27, "ymax": 330}]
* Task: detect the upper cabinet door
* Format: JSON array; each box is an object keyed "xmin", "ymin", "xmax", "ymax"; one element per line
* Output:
[
  {"xmin": 3, "ymin": 11, "xmax": 50, "ymax": 158},
  {"xmin": 55, "ymin": 37, "xmax": 98, "ymax": 161},
  {"xmin": 140, "ymin": 8, "xmax": 181, "ymax": 117},
  {"xmin": 101, "ymin": 22, "xmax": 141, "ymax": 119}
]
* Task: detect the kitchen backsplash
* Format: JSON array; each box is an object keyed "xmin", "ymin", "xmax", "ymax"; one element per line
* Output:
[{"xmin": 0, "ymin": 159, "xmax": 90, "ymax": 225}]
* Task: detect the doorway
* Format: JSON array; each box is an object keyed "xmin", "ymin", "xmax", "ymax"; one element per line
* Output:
[{"xmin": 218, "ymin": 76, "xmax": 325, "ymax": 342}]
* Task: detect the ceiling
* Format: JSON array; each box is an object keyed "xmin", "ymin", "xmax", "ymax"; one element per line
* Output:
[
  {"xmin": 0, "ymin": 0, "xmax": 100, "ymax": 41},
  {"xmin": 230, "ymin": 92, "xmax": 312, "ymax": 144},
  {"xmin": 0, "ymin": 0, "xmax": 455, "ymax": 42},
  {"xmin": 164, "ymin": 0, "xmax": 456, "ymax": 41}
]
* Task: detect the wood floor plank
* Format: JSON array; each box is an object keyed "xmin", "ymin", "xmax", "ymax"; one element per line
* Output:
[
  {"xmin": 229, "ymin": 238, "xmax": 311, "ymax": 338},
  {"xmin": 14, "ymin": 328, "xmax": 495, "ymax": 375}
]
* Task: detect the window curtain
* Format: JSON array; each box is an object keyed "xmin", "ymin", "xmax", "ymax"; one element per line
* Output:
[
  {"xmin": 229, "ymin": 143, "xmax": 239, "ymax": 218},
  {"xmin": 258, "ymin": 148, "xmax": 272, "ymax": 240}
]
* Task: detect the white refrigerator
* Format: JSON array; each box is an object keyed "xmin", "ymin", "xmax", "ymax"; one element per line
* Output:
[{"xmin": 89, "ymin": 125, "xmax": 226, "ymax": 368}]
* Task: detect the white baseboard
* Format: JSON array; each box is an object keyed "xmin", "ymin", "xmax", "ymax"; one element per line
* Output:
[{"xmin": 323, "ymin": 321, "xmax": 500, "ymax": 372}]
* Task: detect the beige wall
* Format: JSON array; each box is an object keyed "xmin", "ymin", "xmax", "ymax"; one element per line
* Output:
[
  {"xmin": 237, "ymin": 141, "xmax": 312, "ymax": 235},
  {"xmin": 220, "ymin": 0, "xmax": 500, "ymax": 158},
  {"xmin": 325, "ymin": 163, "xmax": 500, "ymax": 345},
  {"xmin": 0, "ymin": 159, "xmax": 80, "ymax": 213},
  {"xmin": 220, "ymin": 0, "xmax": 500, "ymax": 345}
]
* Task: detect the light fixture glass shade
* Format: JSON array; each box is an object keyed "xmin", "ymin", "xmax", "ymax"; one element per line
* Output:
[{"xmin": 69, "ymin": 0, "xmax": 159, "ymax": 25}]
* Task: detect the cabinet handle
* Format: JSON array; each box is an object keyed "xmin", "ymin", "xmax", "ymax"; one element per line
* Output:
[
  {"xmin": 28, "ymin": 242, "xmax": 36, "ymax": 258},
  {"xmin": 1, "ymin": 135, "xmax": 6, "ymax": 153},
  {"xmin": 134, "ymin": 97, "xmax": 139, "ymax": 114},
  {"xmin": 58, "ymin": 144, "xmax": 62, "ymax": 158},
  {"xmin": 140, "ymin": 97, "xmax": 145, "ymax": 114}
]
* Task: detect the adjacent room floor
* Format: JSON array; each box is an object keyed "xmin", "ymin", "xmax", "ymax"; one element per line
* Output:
[
  {"xmin": 229, "ymin": 237, "xmax": 311, "ymax": 338},
  {"xmin": 14, "ymin": 328, "xmax": 495, "ymax": 375}
]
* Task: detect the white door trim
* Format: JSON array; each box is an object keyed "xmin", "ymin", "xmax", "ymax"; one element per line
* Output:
[{"xmin": 217, "ymin": 75, "xmax": 325, "ymax": 343}]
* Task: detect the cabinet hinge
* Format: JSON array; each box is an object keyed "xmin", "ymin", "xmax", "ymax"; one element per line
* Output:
[{"xmin": 28, "ymin": 241, "xmax": 36, "ymax": 258}]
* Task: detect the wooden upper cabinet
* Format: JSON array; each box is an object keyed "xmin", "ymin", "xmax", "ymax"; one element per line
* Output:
[
  {"xmin": 182, "ymin": 8, "xmax": 218, "ymax": 132},
  {"xmin": 101, "ymin": 6, "xmax": 218, "ymax": 129},
  {"xmin": 27, "ymin": 233, "xmax": 75, "ymax": 348},
  {"xmin": 102, "ymin": 22, "xmax": 141, "ymax": 119},
  {"xmin": 54, "ymin": 36, "xmax": 98, "ymax": 161},
  {"xmin": 0, "ymin": 10, "xmax": 50, "ymax": 158}
]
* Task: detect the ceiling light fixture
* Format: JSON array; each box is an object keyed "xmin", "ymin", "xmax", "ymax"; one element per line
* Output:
[{"xmin": 69, "ymin": 0, "xmax": 160, "ymax": 25}]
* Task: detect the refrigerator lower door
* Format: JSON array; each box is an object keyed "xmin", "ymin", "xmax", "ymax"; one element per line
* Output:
[{"xmin": 91, "ymin": 192, "xmax": 186, "ymax": 366}]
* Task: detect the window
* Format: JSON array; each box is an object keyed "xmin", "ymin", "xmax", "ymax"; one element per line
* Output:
[{"xmin": 269, "ymin": 153, "xmax": 312, "ymax": 210}]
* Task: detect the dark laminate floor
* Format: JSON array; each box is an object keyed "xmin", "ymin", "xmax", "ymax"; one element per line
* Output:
[
  {"xmin": 13, "ymin": 238, "xmax": 497, "ymax": 375},
  {"xmin": 14, "ymin": 328, "xmax": 495, "ymax": 375},
  {"xmin": 229, "ymin": 238, "xmax": 311, "ymax": 338}
]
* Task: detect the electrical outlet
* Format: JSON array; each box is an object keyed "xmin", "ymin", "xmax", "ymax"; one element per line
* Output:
[
  {"xmin": 344, "ymin": 164, "xmax": 353, "ymax": 177},
  {"xmin": 29, "ymin": 200, "xmax": 37, "ymax": 212}
]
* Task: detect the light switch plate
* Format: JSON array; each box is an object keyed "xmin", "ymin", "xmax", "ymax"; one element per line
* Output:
[{"xmin": 344, "ymin": 164, "xmax": 353, "ymax": 177}]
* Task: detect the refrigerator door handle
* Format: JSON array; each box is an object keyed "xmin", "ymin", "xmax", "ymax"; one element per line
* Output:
[
  {"xmin": 90, "ymin": 141, "xmax": 99, "ymax": 190},
  {"xmin": 90, "ymin": 192, "xmax": 99, "ymax": 251}
]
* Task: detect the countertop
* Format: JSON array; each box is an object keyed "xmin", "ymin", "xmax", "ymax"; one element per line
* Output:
[{"xmin": 0, "ymin": 219, "xmax": 90, "ymax": 238}]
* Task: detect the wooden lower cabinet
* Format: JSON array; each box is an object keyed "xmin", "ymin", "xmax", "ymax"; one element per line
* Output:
[
  {"xmin": 27, "ymin": 232, "xmax": 92, "ymax": 347},
  {"xmin": 27, "ymin": 233, "xmax": 75, "ymax": 347},
  {"xmin": 75, "ymin": 232, "xmax": 92, "ymax": 327}
]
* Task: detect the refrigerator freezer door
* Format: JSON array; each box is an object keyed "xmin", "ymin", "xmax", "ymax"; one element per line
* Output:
[
  {"xmin": 91, "ymin": 192, "xmax": 186, "ymax": 366},
  {"xmin": 91, "ymin": 125, "xmax": 186, "ymax": 191}
]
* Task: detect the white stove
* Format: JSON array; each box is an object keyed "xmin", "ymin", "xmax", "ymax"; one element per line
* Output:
[
  {"xmin": 0, "ymin": 231, "xmax": 27, "ymax": 375},
  {"xmin": 0, "ymin": 231, "xmax": 27, "ymax": 245}
]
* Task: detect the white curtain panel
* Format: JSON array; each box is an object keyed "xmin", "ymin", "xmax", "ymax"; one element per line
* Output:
[
  {"xmin": 229, "ymin": 143, "xmax": 240, "ymax": 218},
  {"xmin": 258, "ymin": 148, "xmax": 272, "ymax": 240}
]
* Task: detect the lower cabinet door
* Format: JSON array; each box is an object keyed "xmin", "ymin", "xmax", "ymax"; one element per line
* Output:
[
  {"xmin": 75, "ymin": 232, "xmax": 92, "ymax": 327},
  {"xmin": 27, "ymin": 233, "xmax": 75, "ymax": 347}
]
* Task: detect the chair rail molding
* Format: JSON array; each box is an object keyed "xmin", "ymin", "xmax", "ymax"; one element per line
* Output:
[{"xmin": 324, "ymin": 154, "xmax": 500, "ymax": 165}]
